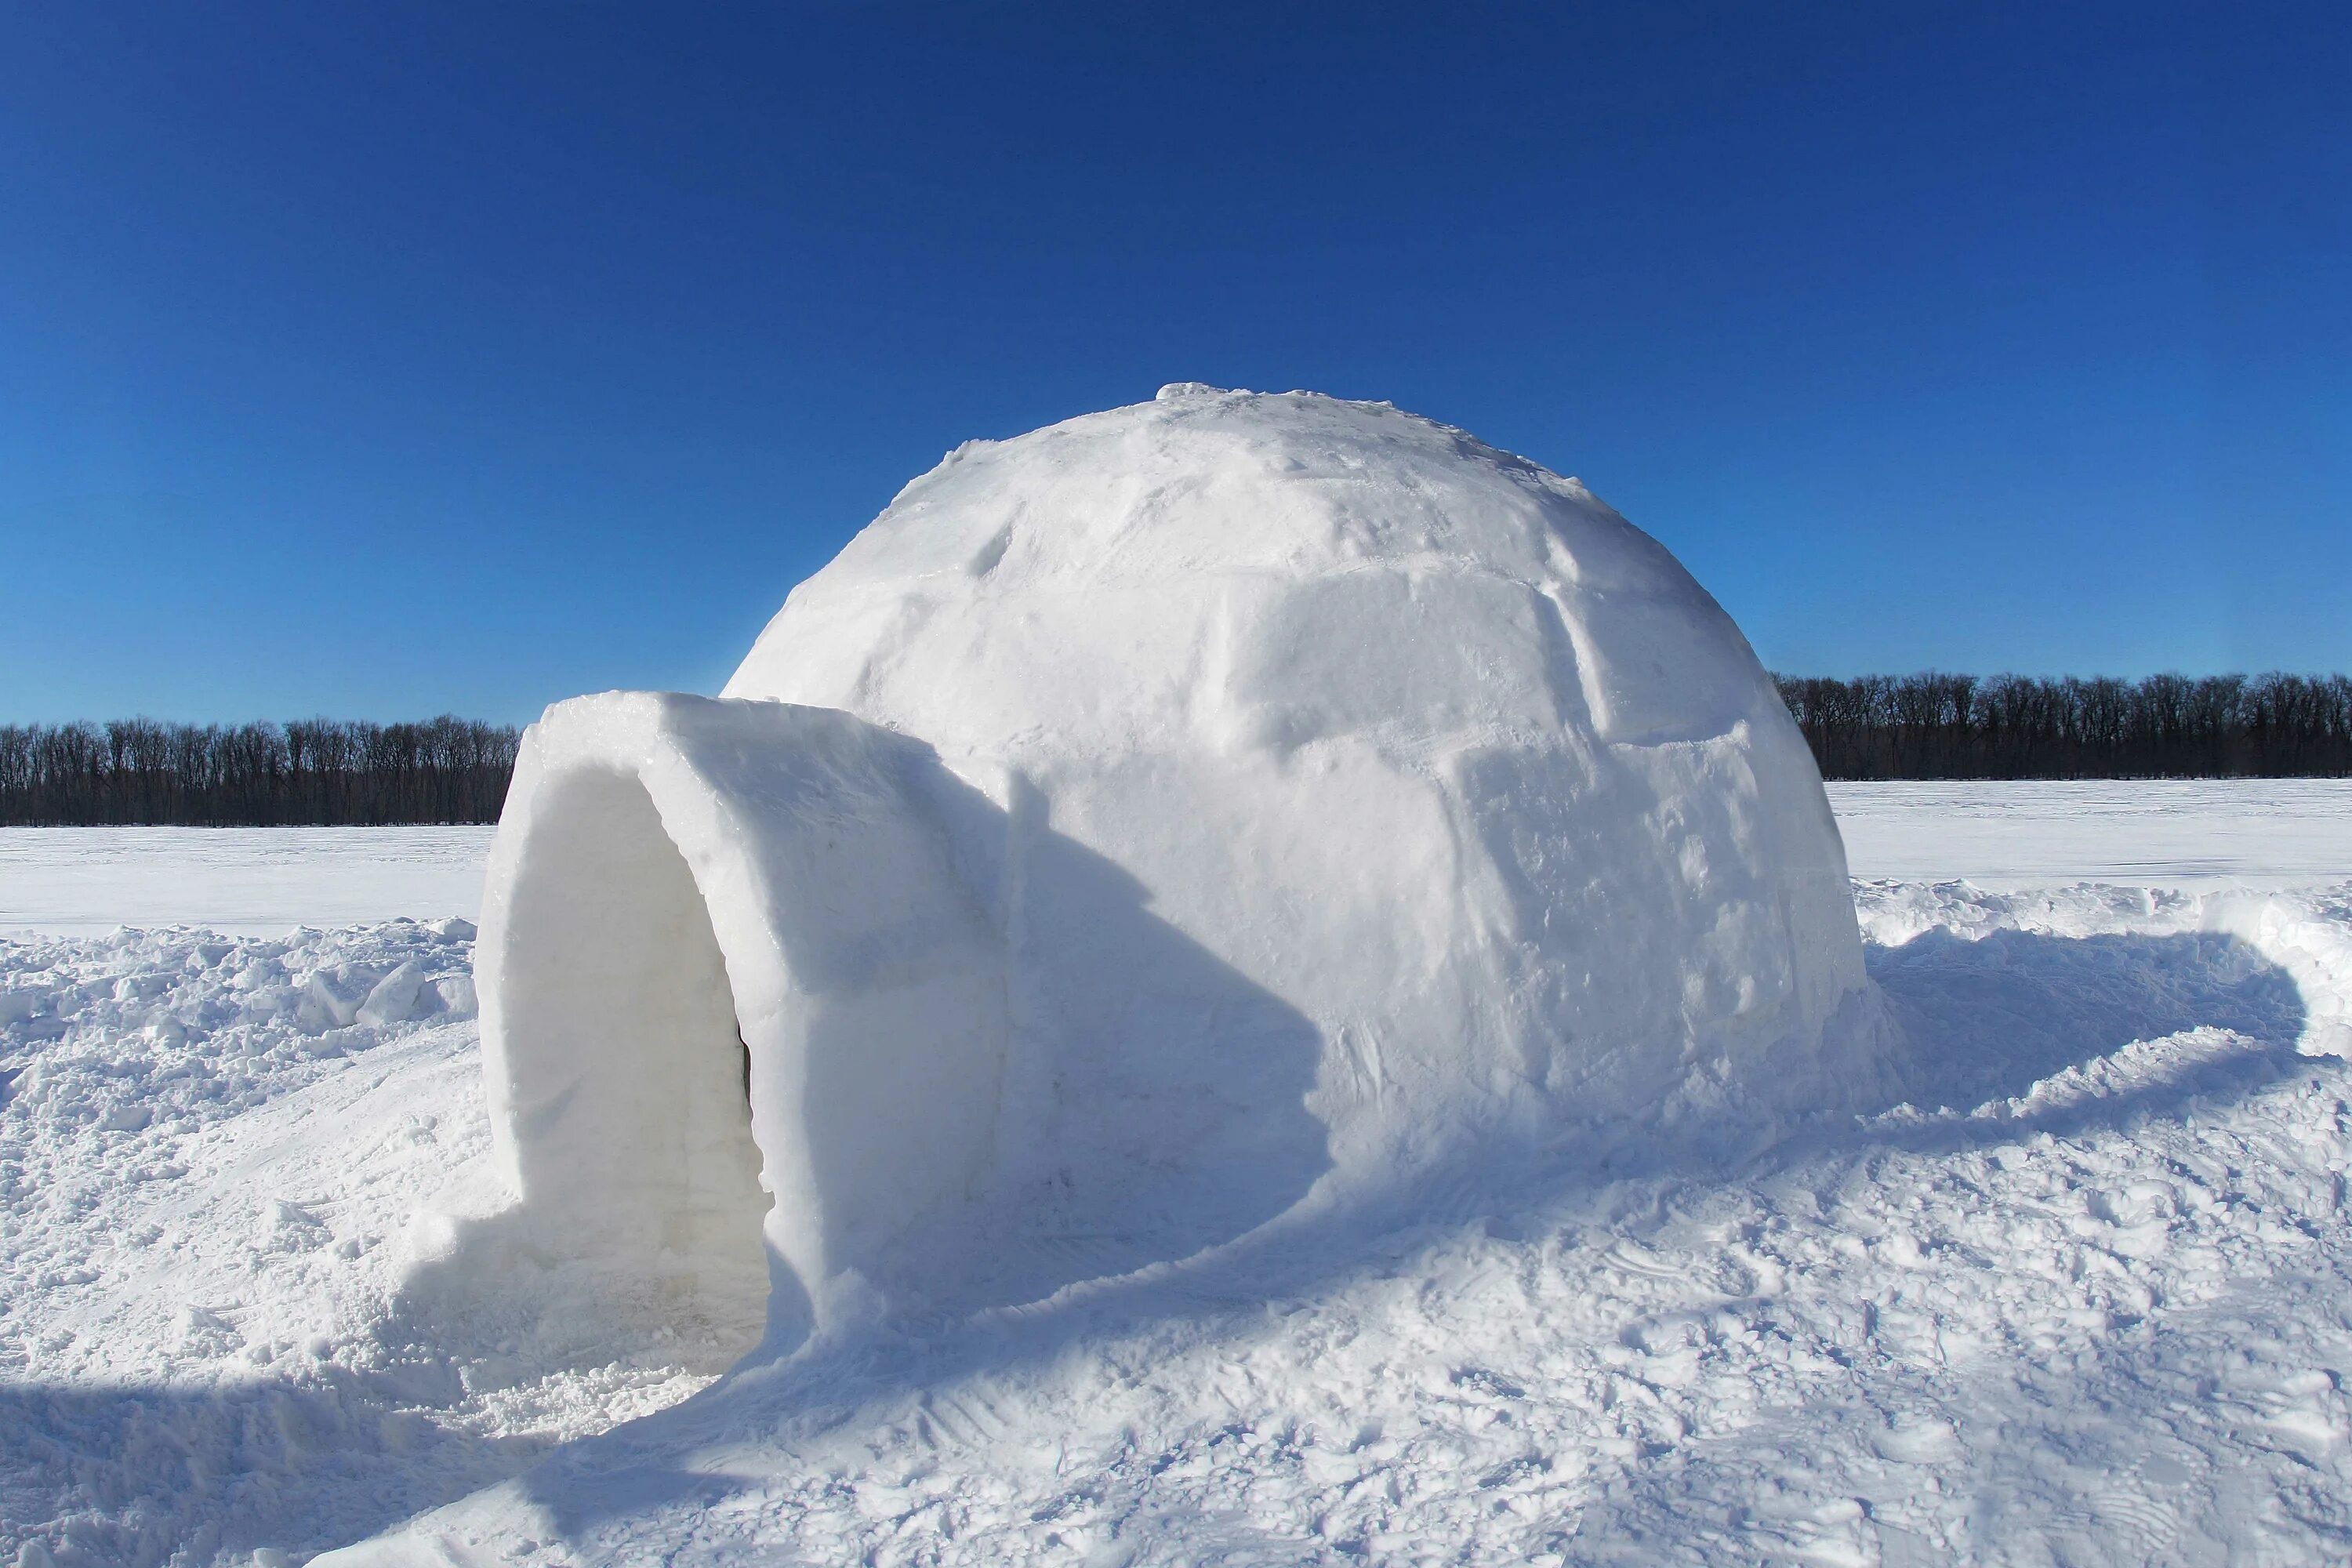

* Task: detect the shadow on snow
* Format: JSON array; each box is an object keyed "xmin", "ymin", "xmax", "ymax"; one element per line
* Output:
[{"xmin": 0, "ymin": 1365, "xmax": 549, "ymax": 1568}]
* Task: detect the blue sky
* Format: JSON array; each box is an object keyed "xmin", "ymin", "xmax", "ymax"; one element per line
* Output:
[{"xmin": 3, "ymin": 2, "xmax": 2345, "ymax": 723}]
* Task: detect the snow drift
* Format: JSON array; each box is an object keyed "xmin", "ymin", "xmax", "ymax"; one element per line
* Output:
[{"xmin": 466, "ymin": 384, "xmax": 1883, "ymax": 1350}]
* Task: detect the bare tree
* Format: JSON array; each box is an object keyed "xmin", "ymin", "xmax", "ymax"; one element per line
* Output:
[
  {"xmin": 0, "ymin": 718, "xmax": 521, "ymax": 825},
  {"xmin": 1769, "ymin": 673, "xmax": 2352, "ymax": 780}
]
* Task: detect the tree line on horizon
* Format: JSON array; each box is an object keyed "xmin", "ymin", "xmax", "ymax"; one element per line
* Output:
[
  {"xmin": 2, "ymin": 673, "xmax": 2348, "ymax": 825},
  {"xmin": 0, "ymin": 717, "xmax": 521, "ymax": 826},
  {"xmin": 1773, "ymin": 671, "xmax": 2352, "ymax": 780}
]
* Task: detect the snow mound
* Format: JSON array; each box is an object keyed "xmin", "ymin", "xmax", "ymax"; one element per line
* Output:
[
  {"xmin": 0, "ymin": 924, "xmax": 722, "ymax": 1566},
  {"xmin": 472, "ymin": 387, "xmax": 1882, "ymax": 1349}
]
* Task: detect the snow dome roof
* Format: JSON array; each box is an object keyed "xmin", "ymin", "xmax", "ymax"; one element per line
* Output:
[{"xmin": 727, "ymin": 382, "xmax": 1771, "ymax": 757}]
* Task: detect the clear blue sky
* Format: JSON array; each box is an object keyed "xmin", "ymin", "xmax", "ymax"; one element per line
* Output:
[{"xmin": 3, "ymin": 2, "xmax": 2345, "ymax": 724}]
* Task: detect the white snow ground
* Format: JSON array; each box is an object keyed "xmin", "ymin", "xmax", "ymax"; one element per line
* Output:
[
  {"xmin": 1827, "ymin": 779, "xmax": 2352, "ymax": 888},
  {"xmin": 3, "ymin": 789, "xmax": 2352, "ymax": 1565},
  {"xmin": 0, "ymin": 829, "xmax": 494, "ymax": 938},
  {"xmin": 5, "ymin": 780, "xmax": 2343, "ymax": 939}
]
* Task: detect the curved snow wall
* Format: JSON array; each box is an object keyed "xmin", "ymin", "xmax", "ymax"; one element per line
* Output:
[{"xmin": 476, "ymin": 693, "xmax": 1011, "ymax": 1351}]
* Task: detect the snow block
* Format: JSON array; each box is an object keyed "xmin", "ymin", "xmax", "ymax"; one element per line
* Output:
[
  {"xmin": 469, "ymin": 387, "xmax": 1889, "ymax": 1351},
  {"xmin": 475, "ymin": 692, "xmax": 1009, "ymax": 1348}
]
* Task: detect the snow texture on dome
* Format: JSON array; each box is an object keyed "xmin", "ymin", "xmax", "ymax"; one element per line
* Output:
[{"xmin": 463, "ymin": 386, "xmax": 1884, "ymax": 1354}]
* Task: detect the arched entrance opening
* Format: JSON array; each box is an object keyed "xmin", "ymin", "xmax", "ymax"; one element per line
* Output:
[{"xmin": 484, "ymin": 765, "xmax": 771, "ymax": 1371}]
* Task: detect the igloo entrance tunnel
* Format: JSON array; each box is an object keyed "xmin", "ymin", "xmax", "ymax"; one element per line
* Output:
[{"xmin": 466, "ymin": 385, "xmax": 1886, "ymax": 1356}]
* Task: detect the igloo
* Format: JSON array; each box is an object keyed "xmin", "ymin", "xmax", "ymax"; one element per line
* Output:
[{"xmin": 466, "ymin": 384, "xmax": 1882, "ymax": 1360}]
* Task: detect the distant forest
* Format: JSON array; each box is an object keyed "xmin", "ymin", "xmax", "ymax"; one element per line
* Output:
[
  {"xmin": 1774, "ymin": 672, "xmax": 2352, "ymax": 780},
  {"xmin": 2, "ymin": 675, "xmax": 2349, "ymax": 825},
  {"xmin": 0, "ymin": 718, "xmax": 521, "ymax": 826}
]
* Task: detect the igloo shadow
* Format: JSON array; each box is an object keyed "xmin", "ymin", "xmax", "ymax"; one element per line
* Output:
[
  {"xmin": 412, "ymin": 691, "xmax": 1330, "ymax": 1364},
  {"xmin": 1866, "ymin": 927, "xmax": 2310, "ymax": 1113}
]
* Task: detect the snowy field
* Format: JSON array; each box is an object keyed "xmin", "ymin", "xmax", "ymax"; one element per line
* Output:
[
  {"xmin": 4, "ymin": 780, "xmax": 2346, "ymax": 940},
  {"xmin": 5, "ymin": 785, "xmax": 2352, "ymax": 1564},
  {"xmin": 0, "ymin": 827, "xmax": 494, "ymax": 938},
  {"xmin": 1828, "ymin": 779, "xmax": 2352, "ymax": 888}
]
